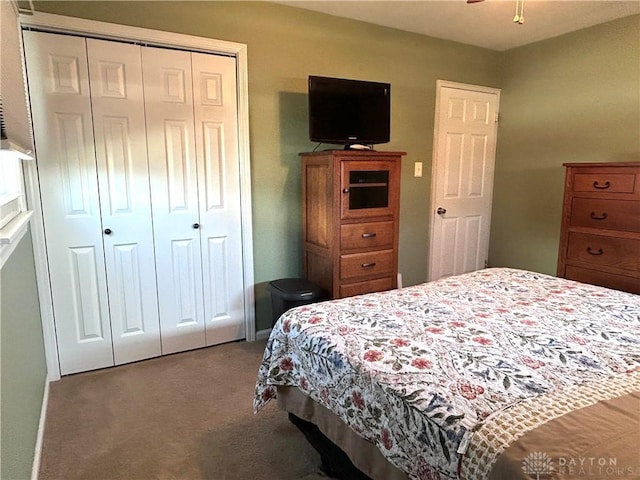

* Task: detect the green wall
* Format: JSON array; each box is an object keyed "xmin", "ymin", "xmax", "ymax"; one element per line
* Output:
[
  {"xmin": 490, "ymin": 15, "xmax": 640, "ymax": 273},
  {"xmin": 27, "ymin": 5, "xmax": 640, "ymax": 327},
  {"xmin": 2, "ymin": 3, "xmax": 638, "ymax": 477},
  {"xmin": 33, "ymin": 1, "xmax": 503, "ymax": 329},
  {"xmin": 1, "ymin": 230, "xmax": 46, "ymax": 480}
]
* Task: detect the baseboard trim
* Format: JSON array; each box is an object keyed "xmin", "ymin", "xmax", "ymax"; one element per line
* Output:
[
  {"xmin": 255, "ymin": 328, "xmax": 272, "ymax": 341},
  {"xmin": 31, "ymin": 374, "xmax": 50, "ymax": 480}
]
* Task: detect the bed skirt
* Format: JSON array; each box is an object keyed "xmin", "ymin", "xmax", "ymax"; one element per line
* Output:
[{"xmin": 277, "ymin": 386, "xmax": 409, "ymax": 480}]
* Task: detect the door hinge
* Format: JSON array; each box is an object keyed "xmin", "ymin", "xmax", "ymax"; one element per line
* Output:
[{"xmin": 495, "ymin": 112, "xmax": 500, "ymax": 124}]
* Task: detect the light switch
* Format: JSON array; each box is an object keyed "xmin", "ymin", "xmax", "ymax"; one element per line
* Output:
[{"xmin": 414, "ymin": 162, "xmax": 423, "ymax": 177}]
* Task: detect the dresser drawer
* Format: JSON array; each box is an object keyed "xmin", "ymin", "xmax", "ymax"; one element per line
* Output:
[
  {"xmin": 339, "ymin": 277, "xmax": 394, "ymax": 298},
  {"xmin": 341, "ymin": 221, "xmax": 394, "ymax": 250},
  {"xmin": 340, "ymin": 249, "xmax": 394, "ymax": 280},
  {"xmin": 573, "ymin": 172, "xmax": 637, "ymax": 195},
  {"xmin": 566, "ymin": 232, "xmax": 640, "ymax": 273},
  {"xmin": 565, "ymin": 266, "xmax": 640, "ymax": 295},
  {"xmin": 570, "ymin": 198, "xmax": 640, "ymax": 233}
]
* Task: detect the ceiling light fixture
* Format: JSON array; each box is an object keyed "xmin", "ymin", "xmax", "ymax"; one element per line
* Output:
[
  {"xmin": 513, "ymin": 0, "xmax": 525, "ymax": 24},
  {"xmin": 467, "ymin": 0, "xmax": 526, "ymax": 25}
]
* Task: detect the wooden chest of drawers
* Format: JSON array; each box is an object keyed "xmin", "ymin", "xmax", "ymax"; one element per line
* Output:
[
  {"xmin": 302, "ymin": 150, "xmax": 404, "ymax": 299},
  {"xmin": 557, "ymin": 162, "xmax": 640, "ymax": 294}
]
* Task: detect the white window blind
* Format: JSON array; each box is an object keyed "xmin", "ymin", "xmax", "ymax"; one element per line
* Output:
[
  {"xmin": 1, "ymin": 0, "xmax": 34, "ymax": 155},
  {"xmin": 0, "ymin": 0, "xmax": 34, "ymax": 268}
]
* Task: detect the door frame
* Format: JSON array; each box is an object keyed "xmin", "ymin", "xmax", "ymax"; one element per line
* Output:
[
  {"xmin": 20, "ymin": 12, "xmax": 256, "ymax": 380},
  {"xmin": 428, "ymin": 80, "xmax": 501, "ymax": 281}
]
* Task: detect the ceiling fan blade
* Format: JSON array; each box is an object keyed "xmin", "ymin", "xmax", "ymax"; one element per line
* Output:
[{"xmin": 467, "ymin": 0, "xmax": 485, "ymax": 3}]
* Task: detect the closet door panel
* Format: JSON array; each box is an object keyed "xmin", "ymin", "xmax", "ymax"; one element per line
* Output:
[
  {"xmin": 87, "ymin": 39, "xmax": 161, "ymax": 365},
  {"xmin": 23, "ymin": 31, "xmax": 113, "ymax": 375},
  {"xmin": 192, "ymin": 53, "xmax": 245, "ymax": 345},
  {"xmin": 142, "ymin": 46, "xmax": 206, "ymax": 354},
  {"xmin": 170, "ymin": 238, "xmax": 200, "ymax": 324}
]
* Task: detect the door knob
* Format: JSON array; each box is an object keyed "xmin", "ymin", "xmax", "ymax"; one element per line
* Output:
[
  {"xmin": 192, "ymin": 223, "xmax": 200, "ymax": 229},
  {"xmin": 437, "ymin": 207, "xmax": 446, "ymax": 215},
  {"xmin": 104, "ymin": 228, "xmax": 112, "ymax": 235}
]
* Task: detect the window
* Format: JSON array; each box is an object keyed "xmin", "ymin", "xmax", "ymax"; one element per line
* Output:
[
  {"xmin": 0, "ymin": 0, "xmax": 34, "ymax": 268},
  {"xmin": 0, "ymin": 154, "xmax": 24, "ymax": 228},
  {"xmin": 0, "ymin": 154, "xmax": 32, "ymax": 268}
]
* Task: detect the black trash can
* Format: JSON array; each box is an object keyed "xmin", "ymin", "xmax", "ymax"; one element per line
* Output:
[{"xmin": 267, "ymin": 278, "xmax": 329, "ymax": 325}]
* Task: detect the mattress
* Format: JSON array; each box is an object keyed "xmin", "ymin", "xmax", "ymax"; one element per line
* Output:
[{"xmin": 254, "ymin": 268, "xmax": 640, "ymax": 479}]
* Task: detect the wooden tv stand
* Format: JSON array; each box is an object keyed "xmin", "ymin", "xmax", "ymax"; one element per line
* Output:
[{"xmin": 301, "ymin": 150, "xmax": 405, "ymax": 299}]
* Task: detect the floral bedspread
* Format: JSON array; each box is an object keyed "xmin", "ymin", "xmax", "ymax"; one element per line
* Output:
[{"xmin": 254, "ymin": 268, "xmax": 640, "ymax": 479}]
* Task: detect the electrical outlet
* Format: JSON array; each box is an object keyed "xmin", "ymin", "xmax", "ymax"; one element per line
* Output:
[{"xmin": 414, "ymin": 162, "xmax": 423, "ymax": 177}]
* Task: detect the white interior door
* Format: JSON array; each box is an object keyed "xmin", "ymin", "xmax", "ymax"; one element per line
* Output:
[
  {"xmin": 142, "ymin": 46, "xmax": 206, "ymax": 355},
  {"xmin": 428, "ymin": 82, "xmax": 500, "ymax": 281},
  {"xmin": 191, "ymin": 53, "xmax": 246, "ymax": 345},
  {"xmin": 87, "ymin": 38, "xmax": 162, "ymax": 365},
  {"xmin": 23, "ymin": 31, "xmax": 113, "ymax": 375}
]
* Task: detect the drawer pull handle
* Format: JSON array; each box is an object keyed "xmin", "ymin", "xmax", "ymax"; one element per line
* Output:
[
  {"xmin": 593, "ymin": 181, "xmax": 610, "ymax": 190},
  {"xmin": 361, "ymin": 233, "xmax": 377, "ymax": 239},
  {"xmin": 361, "ymin": 262, "xmax": 377, "ymax": 268},
  {"xmin": 586, "ymin": 247, "xmax": 604, "ymax": 256},
  {"xmin": 589, "ymin": 212, "xmax": 608, "ymax": 220}
]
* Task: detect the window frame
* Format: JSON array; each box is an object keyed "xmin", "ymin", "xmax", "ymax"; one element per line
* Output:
[{"xmin": 0, "ymin": 154, "xmax": 33, "ymax": 269}]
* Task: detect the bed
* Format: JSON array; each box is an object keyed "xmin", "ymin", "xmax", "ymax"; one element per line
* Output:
[{"xmin": 254, "ymin": 268, "xmax": 640, "ymax": 480}]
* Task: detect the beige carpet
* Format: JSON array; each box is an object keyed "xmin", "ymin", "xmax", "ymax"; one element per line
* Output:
[{"xmin": 39, "ymin": 340, "xmax": 328, "ymax": 480}]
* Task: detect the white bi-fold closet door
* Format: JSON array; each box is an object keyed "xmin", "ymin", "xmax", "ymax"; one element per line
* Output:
[{"xmin": 23, "ymin": 30, "xmax": 246, "ymax": 375}]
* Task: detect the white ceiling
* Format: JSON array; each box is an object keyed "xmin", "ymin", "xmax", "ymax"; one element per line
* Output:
[{"xmin": 279, "ymin": 0, "xmax": 640, "ymax": 51}]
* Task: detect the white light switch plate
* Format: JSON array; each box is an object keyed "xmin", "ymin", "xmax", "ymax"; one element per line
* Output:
[{"xmin": 414, "ymin": 162, "xmax": 423, "ymax": 177}]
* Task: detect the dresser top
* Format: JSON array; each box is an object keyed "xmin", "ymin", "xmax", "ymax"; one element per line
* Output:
[
  {"xmin": 563, "ymin": 162, "xmax": 640, "ymax": 167},
  {"xmin": 301, "ymin": 150, "xmax": 406, "ymax": 157}
]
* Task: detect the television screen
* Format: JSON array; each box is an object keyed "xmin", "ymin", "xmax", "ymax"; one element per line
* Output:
[{"xmin": 308, "ymin": 76, "xmax": 390, "ymax": 146}]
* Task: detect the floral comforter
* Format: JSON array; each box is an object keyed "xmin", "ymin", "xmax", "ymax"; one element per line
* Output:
[{"xmin": 254, "ymin": 268, "xmax": 640, "ymax": 479}]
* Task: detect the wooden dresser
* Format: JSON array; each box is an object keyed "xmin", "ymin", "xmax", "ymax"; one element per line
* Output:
[
  {"xmin": 557, "ymin": 162, "xmax": 640, "ymax": 294},
  {"xmin": 301, "ymin": 150, "xmax": 404, "ymax": 299}
]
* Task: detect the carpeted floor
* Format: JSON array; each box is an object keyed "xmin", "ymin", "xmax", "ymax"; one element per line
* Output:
[{"xmin": 39, "ymin": 340, "xmax": 328, "ymax": 480}]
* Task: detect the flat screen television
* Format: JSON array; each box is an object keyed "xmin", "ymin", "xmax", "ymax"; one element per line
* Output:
[{"xmin": 308, "ymin": 75, "xmax": 390, "ymax": 146}]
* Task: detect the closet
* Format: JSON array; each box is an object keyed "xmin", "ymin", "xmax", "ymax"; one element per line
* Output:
[{"xmin": 24, "ymin": 30, "xmax": 246, "ymax": 375}]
